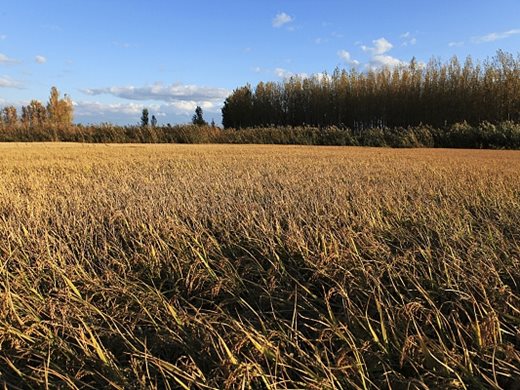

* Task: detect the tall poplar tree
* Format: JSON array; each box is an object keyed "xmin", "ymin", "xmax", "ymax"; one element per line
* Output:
[{"xmin": 47, "ymin": 87, "xmax": 73, "ymax": 127}]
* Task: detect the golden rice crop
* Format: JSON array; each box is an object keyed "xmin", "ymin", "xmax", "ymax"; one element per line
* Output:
[{"xmin": 0, "ymin": 143, "xmax": 519, "ymax": 389}]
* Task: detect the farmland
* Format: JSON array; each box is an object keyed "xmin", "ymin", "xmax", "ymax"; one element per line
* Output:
[{"xmin": 0, "ymin": 143, "xmax": 519, "ymax": 389}]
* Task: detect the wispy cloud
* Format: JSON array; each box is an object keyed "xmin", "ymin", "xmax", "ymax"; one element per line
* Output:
[
  {"xmin": 0, "ymin": 53, "xmax": 20, "ymax": 65},
  {"xmin": 275, "ymin": 67, "xmax": 293, "ymax": 78},
  {"xmin": 81, "ymin": 82, "xmax": 230, "ymax": 103},
  {"xmin": 272, "ymin": 12, "xmax": 293, "ymax": 28},
  {"xmin": 448, "ymin": 41, "xmax": 464, "ymax": 47},
  {"xmin": 0, "ymin": 35, "xmax": 6, "ymax": 40},
  {"xmin": 0, "ymin": 75, "xmax": 23, "ymax": 88},
  {"xmin": 400, "ymin": 32, "xmax": 417, "ymax": 46},
  {"xmin": 35, "ymin": 55, "xmax": 47, "ymax": 64},
  {"xmin": 472, "ymin": 28, "xmax": 520, "ymax": 43},
  {"xmin": 337, "ymin": 50, "xmax": 359, "ymax": 66},
  {"xmin": 314, "ymin": 37, "xmax": 328, "ymax": 45}
]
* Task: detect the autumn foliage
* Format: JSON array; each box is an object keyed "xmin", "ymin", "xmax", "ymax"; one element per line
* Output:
[
  {"xmin": 1, "ymin": 86, "xmax": 73, "ymax": 132},
  {"xmin": 222, "ymin": 51, "xmax": 520, "ymax": 129}
]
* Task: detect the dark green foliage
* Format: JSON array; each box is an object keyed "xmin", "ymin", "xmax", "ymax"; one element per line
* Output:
[
  {"xmin": 140, "ymin": 108, "xmax": 149, "ymax": 127},
  {"xmin": 222, "ymin": 51, "xmax": 520, "ymax": 130},
  {"xmin": 221, "ymin": 85, "xmax": 254, "ymax": 128},
  {"xmin": 192, "ymin": 106, "xmax": 207, "ymax": 126}
]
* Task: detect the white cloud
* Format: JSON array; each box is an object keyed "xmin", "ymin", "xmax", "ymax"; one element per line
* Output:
[
  {"xmin": 0, "ymin": 53, "xmax": 20, "ymax": 65},
  {"xmin": 337, "ymin": 50, "xmax": 360, "ymax": 66},
  {"xmin": 400, "ymin": 32, "xmax": 418, "ymax": 46},
  {"xmin": 473, "ymin": 28, "xmax": 520, "ymax": 43},
  {"xmin": 448, "ymin": 41, "xmax": 464, "ymax": 47},
  {"xmin": 337, "ymin": 50, "xmax": 350, "ymax": 61},
  {"xmin": 400, "ymin": 32, "xmax": 417, "ymax": 46},
  {"xmin": 272, "ymin": 12, "xmax": 293, "ymax": 28},
  {"xmin": 35, "ymin": 55, "xmax": 47, "ymax": 64},
  {"xmin": 369, "ymin": 55, "xmax": 405, "ymax": 69},
  {"xmin": 76, "ymin": 83, "xmax": 228, "ymax": 124},
  {"xmin": 274, "ymin": 68, "xmax": 308, "ymax": 80},
  {"xmin": 362, "ymin": 37, "xmax": 393, "ymax": 55},
  {"xmin": 0, "ymin": 75, "xmax": 22, "ymax": 88},
  {"xmin": 167, "ymin": 101, "xmax": 196, "ymax": 113},
  {"xmin": 74, "ymin": 101, "xmax": 150, "ymax": 117},
  {"xmin": 252, "ymin": 66, "xmax": 262, "ymax": 73},
  {"xmin": 275, "ymin": 67, "xmax": 292, "ymax": 78},
  {"xmin": 313, "ymin": 72, "xmax": 332, "ymax": 82},
  {"xmin": 73, "ymin": 99, "xmax": 222, "ymax": 124},
  {"xmin": 358, "ymin": 37, "xmax": 405, "ymax": 70},
  {"xmin": 81, "ymin": 82, "xmax": 230, "ymax": 103}
]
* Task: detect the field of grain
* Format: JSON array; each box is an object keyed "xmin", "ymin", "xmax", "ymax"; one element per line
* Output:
[{"xmin": 0, "ymin": 143, "xmax": 519, "ymax": 389}]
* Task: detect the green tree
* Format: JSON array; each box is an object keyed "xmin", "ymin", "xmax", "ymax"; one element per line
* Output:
[
  {"xmin": 151, "ymin": 115, "xmax": 157, "ymax": 127},
  {"xmin": 140, "ymin": 108, "xmax": 149, "ymax": 127},
  {"xmin": 192, "ymin": 106, "xmax": 207, "ymax": 126},
  {"xmin": 222, "ymin": 85, "xmax": 253, "ymax": 128}
]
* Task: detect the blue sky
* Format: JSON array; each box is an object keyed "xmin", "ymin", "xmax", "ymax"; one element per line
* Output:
[{"xmin": 1, "ymin": 0, "xmax": 520, "ymax": 125}]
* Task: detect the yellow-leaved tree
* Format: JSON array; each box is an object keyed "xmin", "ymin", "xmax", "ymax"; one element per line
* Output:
[{"xmin": 47, "ymin": 86, "xmax": 73, "ymax": 128}]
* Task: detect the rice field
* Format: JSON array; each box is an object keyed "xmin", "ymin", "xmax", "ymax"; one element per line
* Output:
[{"xmin": 0, "ymin": 143, "xmax": 519, "ymax": 389}]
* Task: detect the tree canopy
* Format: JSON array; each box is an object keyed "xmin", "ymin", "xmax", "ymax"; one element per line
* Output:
[
  {"xmin": 222, "ymin": 51, "xmax": 520, "ymax": 129},
  {"xmin": 192, "ymin": 106, "xmax": 207, "ymax": 126},
  {"xmin": 141, "ymin": 108, "xmax": 149, "ymax": 127}
]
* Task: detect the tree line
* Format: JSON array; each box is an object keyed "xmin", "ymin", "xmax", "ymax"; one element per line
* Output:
[
  {"xmin": 0, "ymin": 87, "xmax": 73, "ymax": 130},
  {"xmin": 222, "ymin": 50, "xmax": 520, "ymax": 129},
  {"xmin": 1, "ymin": 54, "xmax": 520, "ymax": 149}
]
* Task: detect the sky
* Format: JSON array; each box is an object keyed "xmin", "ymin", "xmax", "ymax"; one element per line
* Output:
[{"xmin": 1, "ymin": 0, "xmax": 520, "ymax": 125}]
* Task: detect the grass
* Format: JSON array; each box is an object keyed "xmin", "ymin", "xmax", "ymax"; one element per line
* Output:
[{"xmin": 0, "ymin": 143, "xmax": 519, "ymax": 389}]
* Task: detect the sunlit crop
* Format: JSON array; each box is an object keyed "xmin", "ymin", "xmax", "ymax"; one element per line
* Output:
[{"xmin": 0, "ymin": 143, "xmax": 519, "ymax": 389}]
